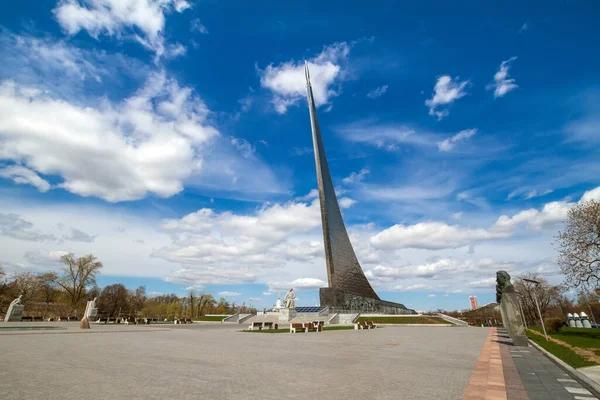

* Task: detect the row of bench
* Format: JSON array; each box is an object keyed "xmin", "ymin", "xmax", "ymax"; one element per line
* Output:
[
  {"xmin": 354, "ymin": 321, "xmax": 377, "ymax": 330},
  {"xmin": 290, "ymin": 321, "xmax": 325, "ymax": 333},
  {"xmin": 19, "ymin": 316, "xmax": 78, "ymax": 322},
  {"xmin": 248, "ymin": 321, "xmax": 277, "ymax": 330}
]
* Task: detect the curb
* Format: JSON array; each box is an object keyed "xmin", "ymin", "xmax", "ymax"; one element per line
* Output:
[
  {"xmin": 377, "ymin": 323, "xmax": 454, "ymax": 327},
  {"xmin": 528, "ymin": 338, "xmax": 600, "ymax": 398}
]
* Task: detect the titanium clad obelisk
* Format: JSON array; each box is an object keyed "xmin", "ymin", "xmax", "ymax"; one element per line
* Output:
[{"xmin": 304, "ymin": 62, "xmax": 414, "ymax": 314}]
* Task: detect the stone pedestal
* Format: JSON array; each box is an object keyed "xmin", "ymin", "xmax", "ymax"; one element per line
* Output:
[
  {"xmin": 501, "ymin": 292, "xmax": 528, "ymax": 347},
  {"xmin": 499, "ymin": 305, "xmax": 507, "ymax": 329},
  {"xmin": 278, "ymin": 308, "xmax": 296, "ymax": 322},
  {"xmin": 80, "ymin": 316, "xmax": 90, "ymax": 329},
  {"xmin": 4, "ymin": 304, "xmax": 24, "ymax": 322}
]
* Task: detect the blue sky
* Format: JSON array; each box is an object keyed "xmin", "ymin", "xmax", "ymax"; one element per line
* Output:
[{"xmin": 1, "ymin": 1, "xmax": 599, "ymax": 311}]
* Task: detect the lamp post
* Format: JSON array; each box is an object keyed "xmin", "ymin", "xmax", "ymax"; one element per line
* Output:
[{"xmin": 523, "ymin": 278, "xmax": 547, "ymax": 341}]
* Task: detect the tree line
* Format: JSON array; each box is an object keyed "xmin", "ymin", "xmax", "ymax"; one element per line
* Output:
[{"xmin": 0, "ymin": 253, "xmax": 255, "ymax": 320}]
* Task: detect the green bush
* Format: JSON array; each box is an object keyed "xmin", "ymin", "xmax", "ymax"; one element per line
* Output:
[{"xmin": 544, "ymin": 317, "xmax": 564, "ymax": 333}]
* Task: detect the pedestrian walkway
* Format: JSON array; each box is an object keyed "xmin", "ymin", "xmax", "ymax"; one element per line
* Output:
[{"xmin": 463, "ymin": 328, "xmax": 598, "ymax": 400}]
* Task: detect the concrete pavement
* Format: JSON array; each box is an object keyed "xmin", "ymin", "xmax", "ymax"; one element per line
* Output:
[{"xmin": 0, "ymin": 323, "xmax": 487, "ymax": 400}]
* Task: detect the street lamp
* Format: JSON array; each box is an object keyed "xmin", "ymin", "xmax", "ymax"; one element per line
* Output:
[{"xmin": 523, "ymin": 278, "xmax": 548, "ymax": 341}]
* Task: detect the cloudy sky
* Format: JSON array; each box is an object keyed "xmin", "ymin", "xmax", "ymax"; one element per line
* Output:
[{"xmin": 1, "ymin": 1, "xmax": 599, "ymax": 311}]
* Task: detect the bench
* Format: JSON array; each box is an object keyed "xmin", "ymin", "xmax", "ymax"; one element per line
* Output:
[
  {"xmin": 312, "ymin": 321, "xmax": 324, "ymax": 331},
  {"xmin": 354, "ymin": 321, "xmax": 369, "ymax": 330},
  {"xmin": 249, "ymin": 322, "xmax": 263, "ymax": 331},
  {"xmin": 21, "ymin": 316, "xmax": 33, "ymax": 321},
  {"xmin": 366, "ymin": 320, "xmax": 376, "ymax": 329},
  {"xmin": 290, "ymin": 323, "xmax": 306, "ymax": 333},
  {"xmin": 304, "ymin": 322, "xmax": 318, "ymax": 332},
  {"xmin": 32, "ymin": 316, "xmax": 43, "ymax": 321},
  {"xmin": 263, "ymin": 322, "xmax": 274, "ymax": 330}
]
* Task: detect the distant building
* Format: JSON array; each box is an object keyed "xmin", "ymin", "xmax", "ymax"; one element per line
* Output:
[{"xmin": 469, "ymin": 296, "xmax": 478, "ymax": 310}]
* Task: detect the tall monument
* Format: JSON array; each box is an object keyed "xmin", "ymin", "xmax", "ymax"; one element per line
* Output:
[{"xmin": 304, "ymin": 63, "xmax": 414, "ymax": 315}]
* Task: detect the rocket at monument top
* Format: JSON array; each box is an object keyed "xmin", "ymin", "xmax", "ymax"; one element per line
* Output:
[{"xmin": 304, "ymin": 60, "xmax": 311, "ymax": 86}]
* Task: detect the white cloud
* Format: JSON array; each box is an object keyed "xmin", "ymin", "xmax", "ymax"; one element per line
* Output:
[
  {"xmin": 155, "ymin": 200, "xmax": 323, "ymax": 285},
  {"xmin": 519, "ymin": 23, "xmax": 528, "ymax": 34},
  {"xmin": 218, "ymin": 291, "xmax": 241, "ymax": 297},
  {"xmin": 259, "ymin": 42, "xmax": 350, "ymax": 114},
  {"xmin": 59, "ymin": 225, "xmax": 96, "ymax": 243},
  {"xmin": 367, "ymin": 85, "xmax": 388, "ymax": 99},
  {"xmin": 369, "ymin": 258, "xmax": 504, "ymax": 281},
  {"xmin": 297, "ymin": 189, "xmax": 319, "ymax": 201},
  {"xmin": 391, "ymin": 284, "xmax": 432, "ymax": 292},
  {"xmin": 53, "ymin": 0, "xmax": 191, "ymax": 57},
  {"xmin": 267, "ymin": 277, "xmax": 327, "ymax": 292},
  {"xmin": 338, "ymin": 197, "xmax": 356, "ymax": 209},
  {"xmin": 191, "ymin": 19, "xmax": 208, "ymax": 35},
  {"xmin": 437, "ymin": 129, "xmax": 477, "ymax": 152},
  {"xmin": 0, "ymin": 213, "xmax": 56, "ymax": 242},
  {"xmin": 427, "ymin": 294, "xmax": 436, "ymax": 298},
  {"xmin": 492, "ymin": 201, "xmax": 572, "ymax": 232},
  {"xmin": 0, "ymin": 73, "xmax": 219, "ymax": 202},
  {"xmin": 452, "ymin": 212, "xmax": 463, "ymax": 220},
  {"xmin": 1, "ymin": 32, "xmax": 103, "ymax": 83},
  {"xmin": 425, "ymin": 75, "xmax": 469, "ymax": 120},
  {"xmin": 467, "ymin": 278, "xmax": 496, "ymax": 288},
  {"xmin": 336, "ymin": 120, "xmax": 436, "ymax": 151},
  {"xmin": 230, "ymin": 137, "xmax": 255, "ymax": 158},
  {"xmin": 488, "ymin": 57, "xmax": 518, "ymax": 98},
  {"xmin": 370, "ymin": 221, "xmax": 508, "ymax": 250},
  {"xmin": 343, "ymin": 167, "xmax": 370, "ymax": 184},
  {"xmin": 24, "ymin": 249, "xmax": 69, "ymax": 265},
  {"xmin": 580, "ymin": 186, "xmax": 600, "ymax": 202},
  {"xmin": 370, "ymin": 187, "xmax": 600, "ymax": 251},
  {"xmin": 0, "ymin": 165, "xmax": 51, "ymax": 192}
]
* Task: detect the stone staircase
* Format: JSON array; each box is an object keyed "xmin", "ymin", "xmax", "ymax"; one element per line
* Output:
[{"xmin": 436, "ymin": 313, "xmax": 469, "ymax": 327}]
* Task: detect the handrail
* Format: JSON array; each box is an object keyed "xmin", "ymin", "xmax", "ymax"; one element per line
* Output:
[{"xmin": 437, "ymin": 313, "xmax": 469, "ymax": 326}]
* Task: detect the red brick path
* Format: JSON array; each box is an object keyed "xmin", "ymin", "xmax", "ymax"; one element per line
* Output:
[{"xmin": 463, "ymin": 328, "xmax": 529, "ymax": 400}]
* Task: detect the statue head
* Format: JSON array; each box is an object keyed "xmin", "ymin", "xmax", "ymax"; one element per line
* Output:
[
  {"xmin": 496, "ymin": 271, "xmax": 511, "ymax": 303},
  {"xmin": 289, "ymin": 288, "xmax": 293, "ymax": 292}
]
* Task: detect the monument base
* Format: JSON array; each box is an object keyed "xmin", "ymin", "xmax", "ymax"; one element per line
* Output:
[
  {"xmin": 512, "ymin": 335, "xmax": 529, "ymax": 347},
  {"xmin": 80, "ymin": 317, "xmax": 90, "ymax": 329},
  {"xmin": 278, "ymin": 308, "xmax": 297, "ymax": 322},
  {"xmin": 501, "ymin": 292, "xmax": 527, "ymax": 347},
  {"xmin": 4, "ymin": 304, "xmax": 24, "ymax": 322},
  {"xmin": 320, "ymin": 288, "xmax": 415, "ymax": 315}
]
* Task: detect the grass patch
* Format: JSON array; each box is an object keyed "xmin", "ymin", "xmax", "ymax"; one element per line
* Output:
[
  {"xmin": 357, "ymin": 316, "xmax": 451, "ymax": 324},
  {"xmin": 323, "ymin": 326, "xmax": 354, "ymax": 331},
  {"xmin": 527, "ymin": 330, "xmax": 597, "ymax": 368},
  {"xmin": 530, "ymin": 326, "xmax": 600, "ymax": 352},
  {"xmin": 194, "ymin": 316, "xmax": 226, "ymax": 322}
]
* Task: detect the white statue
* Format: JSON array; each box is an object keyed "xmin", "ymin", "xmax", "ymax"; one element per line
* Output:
[
  {"xmin": 11, "ymin": 295, "xmax": 23, "ymax": 306},
  {"xmin": 284, "ymin": 288, "xmax": 296, "ymax": 309},
  {"xmin": 4, "ymin": 295, "xmax": 25, "ymax": 322}
]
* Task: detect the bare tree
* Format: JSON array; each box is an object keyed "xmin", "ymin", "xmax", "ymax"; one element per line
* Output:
[
  {"xmin": 12, "ymin": 271, "xmax": 40, "ymax": 302},
  {"xmin": 555, "ymin": 200, "xmax": 600, "ymax": 288},
  {"xmin": 98, "ymin": 284, "xmax": 129, "ymax": 318},
  {"xmin": 187, "ymin": 289, "xmax": 196, "ymax": 318},
  {"xmin": 38, "ymin": 272, "xmax": 59, "ymax": 320},
  {"xmin": 514, "ymin": 273, "xmax": 561, "ymax": 325},
  {"xmin": 55, "ymin": 253, "xmax": 103, "ymax": 310},
  {"xmin": 129, "ymin": 286, "xmax": 146, "ymax": 316}
]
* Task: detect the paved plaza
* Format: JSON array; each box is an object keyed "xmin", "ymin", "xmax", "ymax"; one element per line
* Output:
[{"xmin": 0, "ymin": 323, "xmax": 597, "ymax": 400}]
